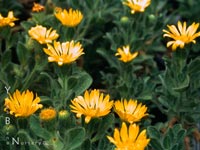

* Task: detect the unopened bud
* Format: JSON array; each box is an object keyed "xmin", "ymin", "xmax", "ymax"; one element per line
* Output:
[
  {"xmin": 2, "ymin": 124, "xmax": 16, "ymax": 136},
  {"xmin": 120, "ymin": 16, "xmax": 129, "ymax": 24},
  {"xmin": 58, "ymin": 110, "xmax": 69, "ymax": 121}
]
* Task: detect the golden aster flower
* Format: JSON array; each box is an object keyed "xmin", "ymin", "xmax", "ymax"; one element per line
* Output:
[
  {"xmin": 28, "ymin": 25, "xmax": 59, "ymax": 44},
  {"xmin": 115, "ymin": 45, "xmax": 138, "ymax": 63},
  {"xmin": 32, "ymin": 3, "xmax": 45, "ymax": 12},
  {"xmin": 107, "ymin": 122, "xmax": 150, "ymax": 150},
  {"xmin": 0, "ymin": 11, "xmax": 18, "ymax": 27},
  {"xmin": 54, "ymin": 8, "xmax": 83, "ymax": 27},
  {"xmin": 163, "ymin": 21, "xmax": 200, "ymax": 51},
  {"xmin": 39, "ymin": 108, "xmax": 57, "ymax": 122},
  {"xmin": 114, "ymin": 99, "xmax": 148, "ymax": 124},
  {"xmin": 123, "ymin": 0, "xmax": 151, "ymax": 14},
  {"xmin": 43, "ymin": 40, "xmax": 84, "ymax": 66},
  {"xmin": 4, "ymin": 90, "xmax": 43, "ymax": 117},
  {"xmin": 70, "ymin": 89, "xmax": 113, "ymax": 123}
]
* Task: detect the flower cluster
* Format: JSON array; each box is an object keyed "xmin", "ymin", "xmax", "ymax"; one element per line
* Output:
[
  {"xmin": 27, "ymin": 7, "xmax": 84, "ymax": 66},
  {"xmin": 3, "ymin": 0, "xmax": 200, "ymax": 149},
  {"xmin": 70, "ymin": 89, "xmax": 150, "ymax": 149},
  {"xmin": 107, "ymin": 122, "xmax": 150, "ymax": 150}
]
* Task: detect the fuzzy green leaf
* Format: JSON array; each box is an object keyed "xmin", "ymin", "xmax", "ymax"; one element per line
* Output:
[
  {"xmin": 147, "ymin": 126, "xmax": 161, "ymax": 140},
  {"xmin": 64, "ymin": 127, "xmax": 86, "ymax": 150}
]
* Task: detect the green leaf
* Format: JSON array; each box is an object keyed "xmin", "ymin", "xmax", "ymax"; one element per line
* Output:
[
  {"xmin": 73, "ymin": 72, "xmax": 93, "ymax": 96},
  {"xmin": 149, "ymin": 139, "xmax": 163, "ymax": 150},
  {"xmin": 172, "ymin": 124, "xmax": 182, "ymax": 134},
  {"xmin": 147, "ymin": 126, "xmax": 161, "ymax": 140},
  {"xmin": 163, "ymin": 135, "xmax": 171, "ymax": 149},
  {"xmin": 91, "ymin": 114, "xmax": 114, "ymax": 142},
  {"xmin": 2, "ymin": 50, "xmax": 11, "ymax": 69},
  {"xmin": 188, "ymin": 57, "xmax": 200, "ymax": 75},
  {"xmin": 97, "ymin": 48, "xmax": 119, "ymax": 69},
  {"xmin": 17, "ymin": 129, "xmax": 41, "ymax": 150},
  {"xmin": 67, "ymin": 76, "xmax": 78, "ymax": 90},
  {"xmin": 64, "ymin": 127, "xmax": 86, "ymax": 150},
  {"xmin": 176, "ymin": 130, "xmax": 186, "ymax": 143},
  {"xmin": 29, "ymin": 115, "xmax": 51, "ymax": 140},
  {"xmin": 80, "ymin": 139, "xmax": 91, "ymax": 150},
  {"xmin": 16, "ymin": 41, "xmax": 29, "ymax": 65},
  {"xmin": 173, "ymin": 75, "xmax": 190, "ymax": 91}
]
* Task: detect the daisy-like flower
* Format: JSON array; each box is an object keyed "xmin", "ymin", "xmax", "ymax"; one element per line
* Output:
[
  {"xmin": 32, "ymin": 2, "xmax": 45, "ymax": 12},
  {"xmin": 43, "ymin": 40, "xmax": 84, "ymax": 66},
  {"xmin": 54, "ymin": 7, "xmax": 83, "ymax": 27},
  {"xmin": 123, "ymin": 0, "xmax": 151, "ymax": 14},
  {"xmin": 4, "ymin": 90, "xmax": 43, "ymax": 117},
  {"xmin": 70, "ymin": 89, "xmax": 113, "ymax": 123},
  {"xmin": 0, "ymin": 11, "xmax": 18, "ymax": 27},
  {"xmin": 107, "ymin": 122, "xmax": 150, "ymax": 150},
  {"xmin": 163, "ymin": 21, "xmax": 200, "ymax": 51},
  {"xmin": 28, "ymin": 25, "xmax": 59, "ymax": 44},
  {"xmin": 39, "ymin": 108, "xmax": 57, "ymax": 122},
  {"xmin": 115, "ymin": 45, "xmax": 138, "ymax": 63},
  {"xmin": 114, "ymin": 99, "xmax": 148, "ymax": 124}
]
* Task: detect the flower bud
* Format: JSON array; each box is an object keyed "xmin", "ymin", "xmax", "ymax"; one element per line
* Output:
[
  {"xmin": 120, "ymin": 16, "xmax": 129, "ymax": 24},
  {"xmin": 2, "ymin": 124, "xmax": 17, "ymax": 136},
  {"xmin": 148, "ymin": 14, "xmax": 156, "ymax": 22},
  {"xmin": 39, "ymin": 108, "xmax": 57, "ymax": 122},
  {"xmin": 58, "ymin": 110, "xmax": 69, "ymax": 121}
]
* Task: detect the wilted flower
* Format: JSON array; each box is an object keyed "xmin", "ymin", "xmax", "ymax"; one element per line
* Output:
[
  {"xmin": 54, "ymin": 8, "xmax": 83, "ymax": 27},
  {"xmin": 115, "ymin": 45, "xmax": 138, "ymax": 63},
  {"xmin": 28, "ymin": 25, "xmax": 59, "ymax": 44},
  {"xmin": 163, "ymin": 21, "xmax": 200, "ymax": 51},
  {"xmin": 39, "ymin": 108, "xmax": 57, "ymax": 122},
  {"xmin": 107, "ymin": 122, "xmax": 150, "ymax": 150},
  {"xmin": 4, "ymin": 90, "xmax": 43, "ymax": 117},
  {"xmin": 43, "ymin": 40, "xmax": 84, "ymax": 66},
  {"xmin": 0, "ymin": 11, "xmax": 18, "ymax": 27},
  {"xmin": 32, "ymin": 3, "xmax": 45, "ymax": 12},
  {"xmin": 123, "ymin": 0, "xmax": 151, "ymax": 14},
  {"xmin": 70, "ymin": 89, "xmax": 113, "ymax": 123},
  {"xmin": 114, "ymin": 99, "xmax": 148, "ymax": 123}
]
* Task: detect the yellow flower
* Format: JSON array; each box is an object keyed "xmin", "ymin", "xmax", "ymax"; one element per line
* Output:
[
  {"xmin": 0, "ymin": 11, "xmax": 18, "ymax": 27},
  {"xmin": 39, "ymin": 108, "xmax": 57, "ymax": 121},
  {"xmin": 123, "ymin": 0, "xmax": 151, "ymax": 14},
  {"xmin": 54, "ymin": 8, "xmax": 83, "ymax": 27},
  {"xmin": 115, "ymin": 45, "xmax": 138, "ymax": 63},
  {"xmin": 4, "ymin": 90, "xmax": 43, "ymax": 117},
  {"xmin": 32, "ymin": 3, "xmax": 45, "ymax": 12},
  {"xmin": 114, "ymin": 99, "xmax": 148, "ymax": 124},
  {"xmin": 70, "ymin": 89, "xmax": 113, "ymax": 123},
  {"xmin": 107, "ymin": 122, "xmax": 150, "ymax": 150},
  {"xmin": 163, "ymin": 21, "xmax": 200, "ymax": 51},
  {"xmin": 28, "ymin": 25, "xmax": 59, "ymax": 44},
  {"xmin": 43, "ymin": 40, "xmax": 84, "ymax": 66}
]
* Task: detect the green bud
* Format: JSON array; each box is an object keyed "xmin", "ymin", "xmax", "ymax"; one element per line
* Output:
[
  {"xmin": 148, "ymin": 14, "xmax": 156, "ymax": 22},
  {"xmin": 120, "ymin": 16, "xmax": 129, "ymax": 24},
  {"xmin": 58, "ymin": 110, "xmax": 70, "ymax": 121},
  {"xmin": 2, "ymin": 124, "xmax": 17, "ymax": 136}
]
